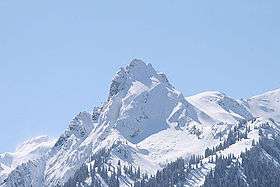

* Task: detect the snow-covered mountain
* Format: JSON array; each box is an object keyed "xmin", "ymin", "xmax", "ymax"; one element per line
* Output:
[
  {"xmin": 0, "ymin": 136, "xmax": 55, "ymax": 184},
  {"xmin": 246, "ymin": 88, "xmax": 280, "ymax": 122},
  {"xmin": 1, "ymin": 60, "xmax": 279, "ymax": 187}
]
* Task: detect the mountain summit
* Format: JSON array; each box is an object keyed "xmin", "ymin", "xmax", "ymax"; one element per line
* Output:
[{"xmin": 1, "ymin": 60, "xmax": 280, "ymax": 187}]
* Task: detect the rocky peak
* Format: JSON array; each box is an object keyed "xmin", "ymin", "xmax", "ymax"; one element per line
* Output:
[
  {"xmin": 52, "ymin": 111, "xmax": 94, "ymax": 153},
  {"xmin": 68, "ymin": 111, "xmax": 94, "ymax": 136},
  {"xmin": 107, "ymin": 59, "xmax": 173, "ymax": 101}
]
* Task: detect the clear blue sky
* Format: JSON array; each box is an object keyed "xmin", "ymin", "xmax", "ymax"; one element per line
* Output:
[{"xmin": 0, "ymin": 0, "xmax": 279, "ymax": 152}]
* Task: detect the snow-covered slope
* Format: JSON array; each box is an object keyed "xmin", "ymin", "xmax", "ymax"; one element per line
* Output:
[
  {"xmin": 187, "ymin": 91, "xmax": 253, "ymax": 125},
  {"xmin": 0, "ymin": 136, "xmax": 55, "ymax": 184},
  {"xmin": 1, "ymin": 59, "xmax": 279, "ymax": 187},
  {"xmin": 3, "ymin": 159, "xmax": 46, "ymax": 187},
  {"xmin": 246, "ymin": 88, "xmax": 280, "ymax": 122},
  {"xmin": 185, "ymin": 117, "xmax": 280, "ymax": 186},
  {"xmin": 45, "ymin": 111, "xmax": 96, "ymax": 186}
]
